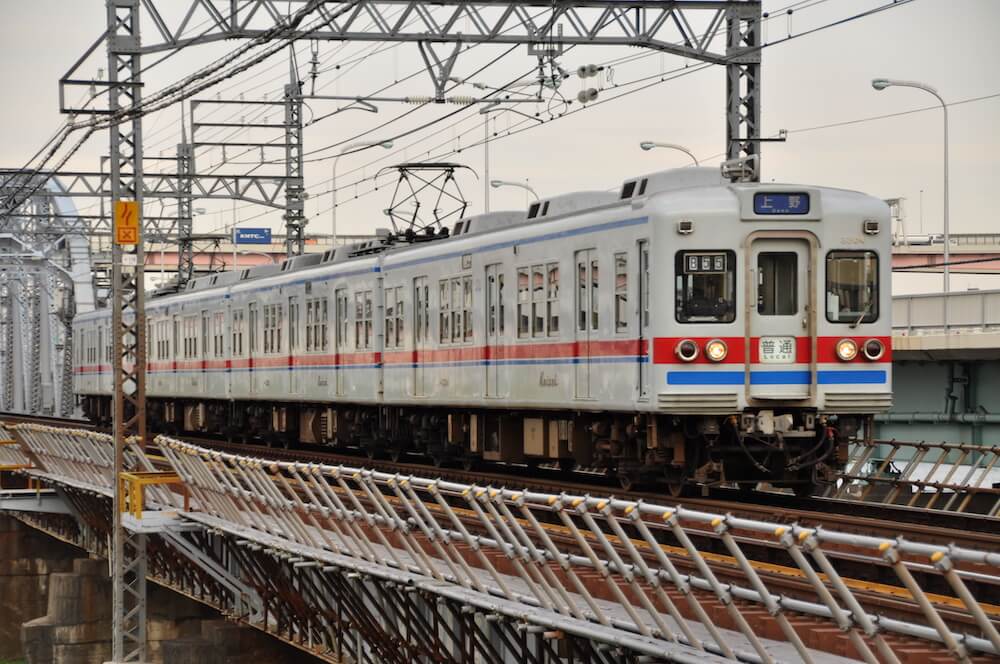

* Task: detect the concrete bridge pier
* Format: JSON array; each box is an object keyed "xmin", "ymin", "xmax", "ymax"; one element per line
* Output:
[{"xmin": 0, "ymin": 515, "xmax": 315, "ymax": 664}]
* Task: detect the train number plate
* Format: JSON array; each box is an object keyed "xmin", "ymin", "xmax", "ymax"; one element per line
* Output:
[{"xmin": 759, "ymin": 336, "xmax": 795, "ymax": 363}]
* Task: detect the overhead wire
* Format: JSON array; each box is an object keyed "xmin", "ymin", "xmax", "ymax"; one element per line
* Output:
[
  {"xmin": 280, "ymin": 0, "xmax": 924, "ymax": 222},
  {"xmin": 0, "ymin": 0, "xmax": 916, "ymax": 225}
]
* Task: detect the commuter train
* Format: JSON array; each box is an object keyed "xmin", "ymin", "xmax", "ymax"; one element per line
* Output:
[{"xmin": 73, "ymin": 167, "xmax": 892, "ymax": 494}]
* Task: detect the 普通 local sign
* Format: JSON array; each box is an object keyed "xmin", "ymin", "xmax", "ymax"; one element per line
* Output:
[{"xmin": 233, "ymin": 227, "xmax": 272, "ymax": 245}]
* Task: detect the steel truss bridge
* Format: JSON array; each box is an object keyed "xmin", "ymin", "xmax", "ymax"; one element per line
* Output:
[{"xmin": 0, "ymin": 423, "xmax": 998, "ymax": 664}]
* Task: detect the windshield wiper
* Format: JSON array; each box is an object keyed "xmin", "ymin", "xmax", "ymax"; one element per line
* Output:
[{"xmin": 849, "ymin": 300, "xmax": 873, "ymax": 329}]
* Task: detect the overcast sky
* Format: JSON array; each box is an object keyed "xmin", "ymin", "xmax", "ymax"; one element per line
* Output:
[{"xmin": 1, "ymin": 0, "xmax": 998, "ymax": 293}]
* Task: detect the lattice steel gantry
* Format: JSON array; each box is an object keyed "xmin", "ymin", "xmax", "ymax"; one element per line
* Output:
[{"xmin": 105, "ymin": 0, "xmax": 149, "ymax": 661}]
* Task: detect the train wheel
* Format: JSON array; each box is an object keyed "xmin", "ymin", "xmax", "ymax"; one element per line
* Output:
[
  {"xmin": 460, "ymin": 456, "xmax": 478, "ymax": 471},
  {"xmin": 389, "ymin": 446, "xmax": 405, "ymax": 463},
  {"xmin": 617, "ymin": 472, "xmax": 640, "ymax": 492},
  {"xmin": 666, "ymin": 480, "xmax": 685, "ymax": 498}
]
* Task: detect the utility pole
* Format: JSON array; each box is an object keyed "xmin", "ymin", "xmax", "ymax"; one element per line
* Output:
[{"xmin": 106, "ymin": 0, "xmax": 148, "ymax": 661}]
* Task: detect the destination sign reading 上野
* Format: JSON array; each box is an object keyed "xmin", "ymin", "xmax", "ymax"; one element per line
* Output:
[{"xmin": 753, "ymin": 192, "xmax": 810, "ymax": 215}]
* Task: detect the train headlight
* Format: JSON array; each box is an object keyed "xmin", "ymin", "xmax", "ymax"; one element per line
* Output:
[
  {"xmin": 705, "ymin": 339, "xmax": 728, "ymax": 362},
  {"xmin": 835, "ymin": 338, "xmax": 858, "ymax": 362},
  {"xmin": 675, "ymin": 339, "xmax": 699, "ymax": 362},
  {"xmin": 863, "ymin": 338, "xmax": 885, "ymax": 361}
]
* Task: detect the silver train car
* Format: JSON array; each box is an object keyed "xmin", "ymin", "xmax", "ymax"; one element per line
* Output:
[{"xmin": 74, "ymin": 167, "xmax": 892, "ymax": 494}]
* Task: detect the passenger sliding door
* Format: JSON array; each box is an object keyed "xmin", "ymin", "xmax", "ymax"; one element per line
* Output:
[
  {"xmin": 411, "ymin": 278, "xmax": 428, "ymax": 397},
  {"xmin": 575, "ymin": 250, "xmax": 598, "ymax": 399},
  {"xmin": 484, "ymin": 264, "xmax": 507, "ymax": 398},
  {"xmin": 638, "ymin": 240, "xmax": 650, "ymax": 399}
]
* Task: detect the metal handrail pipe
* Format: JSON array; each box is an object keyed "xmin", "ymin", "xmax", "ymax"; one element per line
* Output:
[{"xmin": 161, "ymin": 438, "xmax": 1000, "ymax": 568}]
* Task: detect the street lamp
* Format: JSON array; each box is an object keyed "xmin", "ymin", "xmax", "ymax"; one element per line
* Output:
[
  {"xmin": 332, "ymin": 140, "xmax": 393, "ymax": 245},
  {"xmin": 490, "ymin": 179, "xmax": 539, "ymax": 202},
  {"xmin": 639, "ymin": 141, "xmax": 699, "ymax": 166},
  {"xmin": 872, "ymin": 77, "xmax": 950, "ymax": 293}
]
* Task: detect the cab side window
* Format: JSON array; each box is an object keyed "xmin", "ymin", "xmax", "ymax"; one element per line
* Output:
[{"xmin": 675, "ymin": 251, "xmax": 736, "ymax": 323}]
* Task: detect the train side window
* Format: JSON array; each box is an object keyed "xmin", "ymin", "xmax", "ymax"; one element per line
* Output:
[
  {"xmin": 277, "ymin": 304, "xmax": 284, "ymax": 353},
  {"xmin": 614, "ymin": 252, "xmax": 628, "ymax": 333},
  {"xmin": 288, "ymin": 297, "xmax": 299, "ymax": 352},
  {"xmin": 231, "ymin": 310, "xmax": 243, "ymax": 357},
  {"xmin": 757, "ymin": 252, "xmax": 797, "ymax": 315},
  {"xmin": 439, "ymin": 281, "xmax": 450, "ymax": 343},
  {"xmin": 462, "ymin": 276, "xmax": 472, "ymax": 342},
  {"xmin": 675, "ymin": 251, "xmax": 736, "ymax": 323},
  {"xmin": 320, "ymin": 299, "xmax": 329, "ymax": 351},
  {"xmin": 531, "ymin": 265, "xmax": 544, "ymax": 336},
  {"xmin": 640, "ymin": 241, "xmax": 650, "ymax": 328},
  {"xmin": 354, "ymin": 292, "xmax": 371, "ymax": 350},
  {"xmin": 248, "ymin": 304, "xmax": 258, "ymax": 355},
  {"xmin": 412, "ymin": 279, "xmax": 427, "ymax": 344},
  {"xmin": 451, "ymin": 278, "xmax": 462, "ymax": 343},
  {"xmin": 546, "ymin": 263, "xmax": 559, "ymax": 336},
  {"xmin": 213, "ymin": 312, "xmax": 225, "ymax": 357},
  {"xmin": 201, "ymin": 311, "xmax": 209, "ymax": 358},
  {"xmin": 305, "ymin": 301, "xmax": 314, "ymax": 351},
  {"xmin": 590, "ymin": 258, "xmax": 599, "ymax": 331},
  {"xmin": 517, "ymin": 268, "xmax": 530, "ymax": 338},
  {"xmin": 355, "ymin": 294, "xmax": 364, "ymax": 349},
  {"xmin": 826, "ymin": 250, "xmax": 879, "ymax": 324},
  {"xmin": 263, "ymin": 304, "xmax": 284, "ymax": 354},
  {"xmin": 263, "ymin": 306, "xmax": 272, "ymax": 354},
  {"xmin": 385, "ymin": 286, "xmax": 404, "ymax": 349},
  {"xmin": 385, "ymin": 288, "xmax": 395, "ymax": 349},
  {"xmin": 497, "ymin": 272, "xmax": 505, "ymax": 335},
  {"xmin": 335, "ymin": 289, "xmax": 348, "ymax": 350}
]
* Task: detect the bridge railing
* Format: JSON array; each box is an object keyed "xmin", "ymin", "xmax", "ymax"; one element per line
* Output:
[
  {"xmin": 156, "ymin": 435, "xmax": 1000, "ymax": 662},
  {"xmin": 5, "ymin": 424, "xmax": 1000, "ymax": 662},
  {"xmin": 825, "ymin": 439, "xmax": 1000, "ymax": 517},
  {"xmin": 892, "ymin": 289, "xmax": 1000, "ymax": 334}
]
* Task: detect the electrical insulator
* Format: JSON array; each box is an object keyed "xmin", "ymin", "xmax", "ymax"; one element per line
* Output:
[
  {"xmin": 577, "ymin": 64, "xmax": 601, "ymax": 78},
  {"xmin": 577, "ymin": 88, "xmax": 599, "ymax": 104}
]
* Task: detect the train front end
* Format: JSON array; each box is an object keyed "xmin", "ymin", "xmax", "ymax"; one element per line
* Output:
[{"xmin": 649, "ymin": 180, "xmax": 892, "ymax": 493}]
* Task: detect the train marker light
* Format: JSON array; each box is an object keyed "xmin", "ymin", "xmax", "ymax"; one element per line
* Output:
[
  {"xmin": 675, "ymin": 339, "xmax": 699, "ymax": 362},
  {"xmin": 835, "ymin": 338, "xmax": 858, "ymax": 362},
  {"xmin": 705, "ymin": 339, "xmax": 728, "ymax": 362},
  {"xmin": 863, "ymin": 338, "xmax": 885, "ymax": 361}
]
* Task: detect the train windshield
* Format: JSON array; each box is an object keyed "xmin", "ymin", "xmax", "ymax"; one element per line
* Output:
[
  {"xmin": 826, "ymin": 250, "xmax": 879, "ymax": 324},
  {"xmin": 675, "ymin": 251, "xmax": 736, "ymax": 323}
]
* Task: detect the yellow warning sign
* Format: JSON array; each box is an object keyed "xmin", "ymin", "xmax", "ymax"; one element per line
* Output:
[{"xmin": 114, "ymin": 200, "xmax": 140, "ymax": 245}]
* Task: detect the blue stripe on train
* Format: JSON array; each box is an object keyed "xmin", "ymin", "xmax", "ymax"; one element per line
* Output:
[{"xmin": 667, "ymin": 370, "xmax": 887, "ymax": 386}]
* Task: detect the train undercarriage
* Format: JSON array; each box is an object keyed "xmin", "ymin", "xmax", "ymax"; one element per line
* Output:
[{"xmin": 80, "ymin": 395, "xmax": 858, "ymax": 496}]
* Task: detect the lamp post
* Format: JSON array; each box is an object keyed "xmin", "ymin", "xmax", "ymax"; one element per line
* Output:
[
  {"xmin": 639, "ymin": 141, "xmax": 699, "ymax": 166},
  {"xmin": 872, "ymin": 78, "xmax": 950, "ymax": 293},
  {"xmin": 332, "ymin": 140, "xmax": 393, "ymax": 245},
  {"xmin": 490, "ymin": 179, "xmax": 539, "ymax": 203}
]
